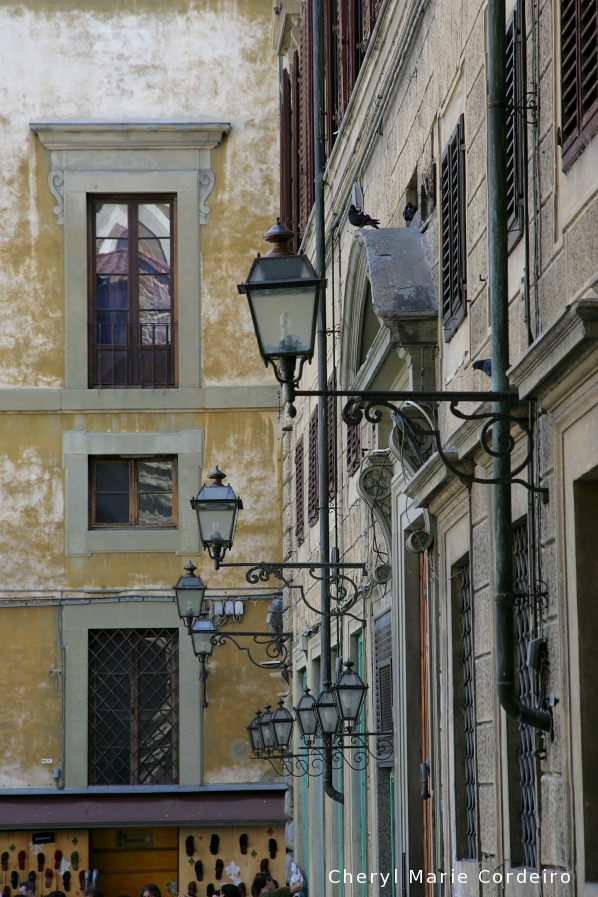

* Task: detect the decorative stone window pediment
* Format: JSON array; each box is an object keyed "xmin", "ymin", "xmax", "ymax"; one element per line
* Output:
[{"xmin": 31, "ymin": 120, "xmax": 230, "ymax": 391}]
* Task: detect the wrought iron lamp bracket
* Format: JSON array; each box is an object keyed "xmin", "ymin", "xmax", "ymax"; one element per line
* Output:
[
  {"xmin": 249, "ymin": 731, "xmax": 393, "ymax": 776},
  {"xmin": 296, "ymin": 389, "xmax": 548, "ymax": 499},
  {"xmin": 217, "ymin": 561, "xmax": 369, "ymax": 623},
  {"xmin": 209, "ymin": 630, "xmax": 292, "ymax": 669}
]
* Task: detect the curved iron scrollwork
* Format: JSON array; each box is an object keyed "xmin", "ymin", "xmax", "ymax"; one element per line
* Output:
[
  {"xmin": 250, "ymin": 731, "xmax": 393, "ymax": 778},
  {"xmin": 210, "ymin": 631, "xmax": 292, "ymax": 669},
  {"xmin": 242, "ymin": 561, "xmax": 369, "ymax": 624},
  {"xmin": 342, "ymin": 392, "xmax": 548, "ymax": 498}
]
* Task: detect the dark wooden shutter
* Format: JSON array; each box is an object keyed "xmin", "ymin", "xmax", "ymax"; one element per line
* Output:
[
  {"xmin": 327, "ymin": 369, "xmax": 337, "ymax": 496},
  {"xmin": 441, "ymin": 114, "xmax": 467, "ymax": 340},
  {"xmin": 362, "ymin": 0, "xmax": 375, "ymax": 47},
  {"xmin": 561, "ymin": 0, "xmax": 598, "ymax": 168},
  {"xmin": 374, "ymin": 611, "xmax": 393, "ymax": 763},
  {"xmin": 299, "ymin": 4, "xmax": 315, "ymax": 234},
  {"xmin": 506, "ymin": 5, "xmax": 525, "ymax": 251},
  {"xmin": 308, "ymin": 407, "xmax": 319, "ymax": 525},
  {"xmin": 280, "ymin": 68, "xmax": 293, "ymax": 234},
  {"xmin": 295, "ymin": 435, "xmax": 305, "ymax": 546},
  {"xmin": 337, "ymin": 0, "xmax": 358, "ymax": 120},
  {"xmin": 346, "ymin": 419, "xmax": 361, "ymax": 476},
  {"xmin": 323, "ymin": 0, "xmax": 338, "ymax": 157},
  {"xmin": 290, "ymin": 52, "xmax": 301, "ymax": 250}
]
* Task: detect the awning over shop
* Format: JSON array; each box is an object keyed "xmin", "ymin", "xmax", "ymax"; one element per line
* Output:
[{"xmin": 0, "ymin": 784, "xmax": 287, "ymax": 829}]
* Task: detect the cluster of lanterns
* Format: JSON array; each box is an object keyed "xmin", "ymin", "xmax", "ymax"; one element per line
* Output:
[{"xmin": 247, "ymin": 660, "xmax": 368, "ymax": 755}]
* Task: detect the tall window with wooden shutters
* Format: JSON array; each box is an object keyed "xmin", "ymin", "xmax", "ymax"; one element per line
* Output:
[
  {"xmin": 280, "ymin": 55, "xmax": 302, "ymax": 251},
  {"xmin": 295, "ymin": 435, "xmax": 305, "ymax": 546},
  {"xmin": 374, "ymin": 611, "xmax": 393, "ymax": 754},
  {"xmin": 327, "ymin": 369, "xmax": 337, "ymax": 496},
  {"xmin": 299, "ymin": 5, "xmax": 315, "ymax": 236},
  {"xmin": 308, "ymin": 407, "xmax": 319, "ymax": 526},
  {"xmin": 561, "ymin": 0, "xmax": 598, "ymax": 169},
  {"xmin": 441, "ymin": 115, "xmax": 467, "ymax": 341},
  {"xmin": 506, "ymin": 4, "xmax": 526, "ymax": 251}
]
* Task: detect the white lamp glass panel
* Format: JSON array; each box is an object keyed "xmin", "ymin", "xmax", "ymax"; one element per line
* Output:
[
  {"xmin": 176, "ymin": 590, "xmax": 205, "ymax": 619},
  {"xmin": 272, "ymin": 717, "xmax": 293, "ymax": 748},
  {"xmin": 337, "ymin": 688, "xmax": 365, "ymax": 722},
  {"xmin": 250, "ymin": 286, "xmax": 317, "ymax": 357},
  {"xmin": 317, "ymin": 702, "xmax": 340, "ymax": 734},
  {"xmin": 197, "ymin": 503, "xmax": 237, "ymax": 545}
]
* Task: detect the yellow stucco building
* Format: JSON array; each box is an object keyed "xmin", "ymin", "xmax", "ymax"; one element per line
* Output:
[{"xmin": 0, "ymin": 2, "xmax": 288, "ymax": 895}]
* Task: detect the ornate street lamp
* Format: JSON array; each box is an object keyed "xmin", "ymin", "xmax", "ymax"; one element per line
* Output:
[
  {"xmin": 258, "ymin": 703, "xmax": 276, "ymax": 751},
  {"xmin": 269, "ymin": 698, "xmax": 294, "ymax": 751},
  {"xmin": 190, "ymin": 616, "xmax": 218, "ymax": 708},
  {"xmin": 314, "ymin": 681, "xmax": 341, "ymax": 736},
  {"xmin": 294, "ymin": 687, "xmax": 319, "ymax": 742},
  {"xmin": 174, "ymin": 562, "xmax": 207, "ymax": 631},
  {"xmin": 248, "ymin": 709, "xmax": 265, "ymax": 755},
  {"xmin": 191, "ymin": 467, "xmax": 243, "ymax": 569},
  {"xmin": 237, "ymin": 220, "xmax": 326, "ymax": 417},
  {"xmin": 332, "ymin": 660, "xmax": 368, "ymax": 731}
]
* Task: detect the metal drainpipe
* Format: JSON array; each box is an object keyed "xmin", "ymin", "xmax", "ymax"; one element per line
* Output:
[
  {"xmin": 312, "ymin": 0, "xmax": 344, "ymax": 803},
  {"xmin": 488, "ymin": 0, "xmax": 551, "ymax": 732}
]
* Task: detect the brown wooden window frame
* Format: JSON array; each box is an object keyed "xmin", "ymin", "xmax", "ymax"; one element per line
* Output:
[
  {"xmin": 308, "ymin": 407, "xmax": 319, "ymax": 526},
  {"xmin": 90, "ymin": 456, "xmax": 178, "ymax": 529},
  {"xmin": 89, "ymin": 194, "xmax": 178, "ymax": 389},
  {"xmin": 560, "ymin": 0, "xmax": 598, "ymax": 170},
  {"xmin": 441, "ymin": 114, "xmax": 467, "ymax": 342},
  {"xmin": 506, "ymin": 5, "xmax": 526, "ymax": 252},
  {"xmin": 295, "ymin": 435, "xmax": 305, "ymax": 546}
]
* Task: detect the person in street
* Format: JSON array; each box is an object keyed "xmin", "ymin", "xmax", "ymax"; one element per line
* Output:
[
  {"xmin": 19, "ymin": 883, "xmax": 35, "ymax": 897},
  {"xmin": 250, "ymin": 874, "xmax": 302, "ymax": 897},
  {"xmin": 84, "ymin": 888, "xmax": 104, "ymax": 897},
  {"xmin": 140, "ymin": 885, "xmax": 161, "ymax": 897}
]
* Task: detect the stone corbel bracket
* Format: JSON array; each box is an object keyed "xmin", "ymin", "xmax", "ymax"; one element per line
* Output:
[
  {"xmin": 357, "ymin": 450, "xmax": 393, "ymax": 579},
  {"xmin": 48, "ymin": 170, "xmax": 65, "ymax": 225}
]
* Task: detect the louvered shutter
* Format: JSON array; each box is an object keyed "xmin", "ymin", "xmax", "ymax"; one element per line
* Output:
[
  {"xmin": 441, "ymin": 114, "xmax": 467, "ymax": 340},
  {"xmin": 327, "ymin": 369, "xmax": 337, "ymax": 496},
  {"xmin": 337, "ymin": 0, "xmax": 357, "ymax": 120},
  {"xmin": 374, "ymin": 611, "xmax": 393, "ymax": 764},
  {"xmin": 561, "ymin": 0, "xmax": 598, "ymax": 168},
  {"xmin": 323, "ymin": 0, "xmax": 337, "ymax": 157},
  {"xmin": 280, "ymin": 68, "xmax": 293, "ymax": 233},
  {"xmin": 299, "ymin": 4, "xmax": 315, "ymax": 233},
  {"xmin": 308, "ymin": 407, "xmax": 319, "ymax": 526},
  {"xmin": 346, "ymin": 419, "xmax": 361, "ymax": 476},
  {"xmin": 291, "ymin": 51, "xmax": 301, "ymax": 250},
  {"xmin": 506, "ymin": 3, "xmax": 525, "ymax": 251},
  {"xmin": 295, "ymin": 435, "xmax": 305, "ymax": 546}
]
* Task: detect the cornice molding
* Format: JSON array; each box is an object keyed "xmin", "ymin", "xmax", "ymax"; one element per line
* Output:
[
  {"xmin": 31, "ymin": 120, "xmax": 231, "ymax": 151},
  {"xmin": 403, "ymin": 450, "xmax": 473, "ymax": 509},
  {"xmin": 508, "ymin": 298, "xmax": 598, "ymax": 401}
]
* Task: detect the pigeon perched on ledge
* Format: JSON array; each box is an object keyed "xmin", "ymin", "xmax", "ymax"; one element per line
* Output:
[
  {"xmin": 472, "ymin": 358, "xmax": 492, "ymax": 377},
  {"xmin": 349, "ymin": 204, "xmax": 380, "ymax": 228}
]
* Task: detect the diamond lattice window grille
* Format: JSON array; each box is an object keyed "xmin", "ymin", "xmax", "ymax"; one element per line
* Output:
[{"xmin": 88, "ymin": 628, "xmax": 179, "ymax": 786}]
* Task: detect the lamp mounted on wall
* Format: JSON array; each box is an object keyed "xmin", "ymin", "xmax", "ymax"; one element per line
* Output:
[{"xmin": 191, "ymin": 467, "xmax": 243, "ymax": 569}]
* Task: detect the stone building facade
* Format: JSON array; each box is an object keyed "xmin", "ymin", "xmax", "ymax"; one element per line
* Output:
[
  {"xmin": 271, "ymin": 0, "xmax": 598, "ymax": 893},
  {"xmin": 0, "ymin": 2, "xmax": 289, "ymax": 894}
]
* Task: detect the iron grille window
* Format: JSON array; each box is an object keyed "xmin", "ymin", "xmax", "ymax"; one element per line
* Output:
[
  {"xmin": 308, "ymin": 407, "xmax": 319, "ymax": 526},
  {"xmin": 328, "ymin": 368, "xmax": 337, "ymax": 496},
  {"xmin": 90, "ymin": 457, "xmax": 176, "ymax": 527},
  {"xmin": 506, "ymin": 5, "xmax": 525, "ymax": 251},
  {"xmin": 460, "ymin": 559, "xmax": 477, "ymax": 860},
  {"xmin": 512, "ymin": 521, "xmax": 538, "ymax": 868},
  {"xmin": 561, "ymin": 0, "xmax": 598, "ymax": 169},
  {"xmin": 88, "ymin": 628, "xmax": 179, "ymax": 785},
  {"xmin": 347, "ymin": 421, "xmax": 361, "ymax": 476},
  {"xmin": 90, "ymin": 197, "xmax": 176, "ymax": 388},
  {"xmin": 374, "ymin": 611, "xmax": 393, "ymax": 764},
  {"xmin": 441, "ymin": 115, "xmax": 467, "ymax": 341},
  {"xmin": 295, "ymin": 435, "xmax": 305, "ymax": 546}
]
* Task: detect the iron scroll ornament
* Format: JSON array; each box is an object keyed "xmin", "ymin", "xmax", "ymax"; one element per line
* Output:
[
  {"xmin": 339, "ymin": 391, "xmax": 548, "ymax": 499},
  {"xmin": 250, "ymin": 731, "xmax": 394, "ymax": 777},
  {"xmin": 209, "ymin": 630, "xmax": 292, "ymax": 669}
]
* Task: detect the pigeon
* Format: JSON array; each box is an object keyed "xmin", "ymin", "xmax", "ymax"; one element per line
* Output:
[
  {"xmin": 403, "ymin": 202, "xmax": 418, "ymax": 221},
  {"xmin": 349, "ymin": 205, "xmax": 380, "ymax": 228},
  {"xmin": 472, "ymin": 358, "xmax": 492, "ymax": 377}
]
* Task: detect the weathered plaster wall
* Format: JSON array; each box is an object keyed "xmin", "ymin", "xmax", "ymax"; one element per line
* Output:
[{"xmin": 0, "ymin": 0, "xmax": 280, "ymax": 388}]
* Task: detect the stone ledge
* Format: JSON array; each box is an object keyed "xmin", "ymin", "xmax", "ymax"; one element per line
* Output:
[
  {"xmin": 31, "ymin": 120, "xmax": 231, "ymax": 151},
  {"xmin": 508, "ymin": 298, "xmax": 598, "ymax": 399},
  {"xmin": 403, "ymin": 450, "xmax": 474, "ymax": 508}
]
